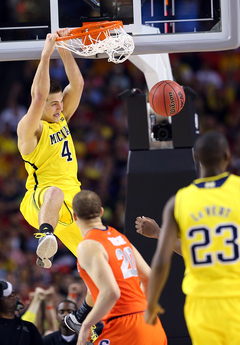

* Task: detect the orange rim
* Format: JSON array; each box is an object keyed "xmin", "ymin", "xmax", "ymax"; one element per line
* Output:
[{"xmin": 56, "ymin": 21, "xmax": 123, "ymax": 41}]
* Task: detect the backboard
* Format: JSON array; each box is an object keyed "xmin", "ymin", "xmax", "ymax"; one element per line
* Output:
[{"xmin": 0, "ymin": 0, "xmax": 239, "ymax": 61}]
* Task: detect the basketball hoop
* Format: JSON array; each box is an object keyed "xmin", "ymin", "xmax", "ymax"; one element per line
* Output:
[{"xmin": 56, "ymin": 21, "xmax": 134, "ymax": 64}]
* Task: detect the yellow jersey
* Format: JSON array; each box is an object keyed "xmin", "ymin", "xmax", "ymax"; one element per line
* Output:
[
  {"xmin": 19, "ymin": 114, "xmax": 80, "ymax": 192},
  {"xmin": 174, "ymin": 172, "xmax": 240, "ymax": 297}
]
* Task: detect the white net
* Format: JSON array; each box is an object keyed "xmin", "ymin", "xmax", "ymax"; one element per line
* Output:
[{"xmin": 56, "ymin": 26, "xmax": 135, "ymax": 64}]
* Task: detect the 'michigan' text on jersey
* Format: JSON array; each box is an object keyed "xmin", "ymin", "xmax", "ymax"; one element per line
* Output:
[{"xmin": 19, "ymin": 114, "xmax": 80, "ymax": 191}]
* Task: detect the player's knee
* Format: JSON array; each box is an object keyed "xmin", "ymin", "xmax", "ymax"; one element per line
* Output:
[{"xmin": 44, "ymin": 187, "xmax": 64, "ymax": 203}]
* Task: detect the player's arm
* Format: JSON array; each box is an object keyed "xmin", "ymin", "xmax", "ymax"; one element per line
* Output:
[
  {"xmin": 76, "ymin": 240, "xmax": 120, "ymax": 345},
  {"xmin": 145, "ymin": 196, "xmax": 179, "ymax": 325},
  {"xmin": 135, "ymin": 216, "xmax": 182, "ymax": 256},
  {"xmin": 85, "ymin": 290, "xmax": 94, "ymax": 307},
  {"xmin": 17, "ymin": 33, "xmax": 57, "ymax": 155},
  {"xmin": 131, "ymin": 244, "xmax": 151, "ymax": 297},
  {"xmin": 56, "ymin": 28, "xmax": 84, "ymax": 122},
  {"xmin": 135, "ymin": 217, "xmax": 160, "ymax": 239}
]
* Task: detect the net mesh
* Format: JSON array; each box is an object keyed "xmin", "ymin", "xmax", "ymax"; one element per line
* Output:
[{"xmin": 56, "ymin": 26, "xmax": 134, "ymax": 64}]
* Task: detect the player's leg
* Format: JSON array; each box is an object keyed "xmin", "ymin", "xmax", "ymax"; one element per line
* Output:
[
  {"xmin": 20, "ymin": 186, "xmax": 81, "ymax": 267},
  {"xmin": 184, "ymin": 296, "xmax": 225, "ymax": 345},
  {"xmin": 65, "ymin": 290, "xmax": 104, "ymax": 342},
  {"xmin": 95, "ymin": 312, "xmax": 167, "ymax": 345},
  {"xmin": 53, "ymin": 187, "xmax": 83, "ymax": 257},
  {"xmin": 223, "ymin": 296, "xmax": 240, "ymax": 345},
  {"xmin": 149, "ymin": 317, "xmax": 167, "ymax": 345},
  {"xmin": 36, "ymin": 186, "xmax": 64, "ymax": 268},
  {"xmin": 186, "ymin": 296, "xmax": 240, "ymax": 344}
]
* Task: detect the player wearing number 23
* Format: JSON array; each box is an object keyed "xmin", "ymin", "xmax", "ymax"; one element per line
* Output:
[
  {"xmin": 71, "ymin": 190, "xmax": 167, "ymax": 345},
  {"xmin": 17, "ymin": 29, "xmax": 84, "ymax": 267},
  {"xmin": 146, "ymin": 132, "xmax": 240, "ymax": 345}
]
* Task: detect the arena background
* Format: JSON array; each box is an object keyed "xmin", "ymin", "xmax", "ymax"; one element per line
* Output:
[{"xmin": 0, "ymin": 26, "xmax": 240, "ymax": 343}]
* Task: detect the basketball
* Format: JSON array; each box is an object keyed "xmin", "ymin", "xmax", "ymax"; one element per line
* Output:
[{"xmin": 149, "ymin": 80, "xmax": 186, "ymax": 117}]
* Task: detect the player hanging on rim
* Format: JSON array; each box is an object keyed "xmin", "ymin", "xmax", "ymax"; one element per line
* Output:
[{"xmin": 17, "ymin": 29, "xmax": 84, "ymax": 268}]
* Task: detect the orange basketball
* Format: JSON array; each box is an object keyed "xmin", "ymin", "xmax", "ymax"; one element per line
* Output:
[{"xmin": 149, "ymin": 80, "xmax": 186, "ymax": 117}]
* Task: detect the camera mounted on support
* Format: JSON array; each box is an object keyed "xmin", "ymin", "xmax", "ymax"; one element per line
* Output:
[{"xmin": 152, "ymin": 120, "xmax": 172, "ymax": 141}]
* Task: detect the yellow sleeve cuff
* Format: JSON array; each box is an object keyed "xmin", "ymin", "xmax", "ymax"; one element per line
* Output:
[{"xmin": 21, "ymin": 310, "xmax": 36, "ymax": 323}]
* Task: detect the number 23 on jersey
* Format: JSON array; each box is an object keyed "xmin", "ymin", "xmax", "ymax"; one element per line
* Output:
[{"xmin": 187, "ymin": 222, "xmax": 240, "ymax": 267}]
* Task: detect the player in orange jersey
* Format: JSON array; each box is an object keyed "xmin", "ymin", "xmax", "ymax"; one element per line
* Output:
[{"xmin": 64, "ymin": 190, "xmax": 167, "ymax": 345}]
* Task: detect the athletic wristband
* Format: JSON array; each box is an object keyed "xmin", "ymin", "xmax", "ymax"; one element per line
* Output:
[
  {"xmin": 68, "ymin": 293, "xmax": 78, "ymax": 299},
  {"xmin": 46, "ymin": 305, "xmax": 54, "ymax": 310}
]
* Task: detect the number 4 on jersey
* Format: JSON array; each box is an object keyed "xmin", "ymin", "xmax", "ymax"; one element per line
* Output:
[{"xmin": 61, "ymin": 140, "xmax": 73, "ymax": 162}]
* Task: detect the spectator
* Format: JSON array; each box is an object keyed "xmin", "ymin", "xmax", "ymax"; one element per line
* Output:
[
  {"xmin": 21, "ymin": 286, "xmax": 46, "ymax": 324},
  {"xmin": 0, "ymin": 280, "xmax": 43, "ymax": 345},
  {"xmin": 67, "ymin": 282, "xmax": 87, "ymax": 306},
  {"xmin": 0, "ymin": 82, "xmax": 27, "ymax": 135},
  {"xmin": 43, "ymin": 299, "xmax": 78, "ymax": 345}
]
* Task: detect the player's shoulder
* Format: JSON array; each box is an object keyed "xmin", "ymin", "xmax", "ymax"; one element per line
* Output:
[
  {"xmin": 106, "ymin": 226, "xmax": 130, "ymax": 242},
  {"xmin": 60, "ymin": 113, "xmax": 66, "ymax": 123},
  {"xmin": 175, "ymin": 181, "xmax": 195, "ymax": 200},
  {"xmin": 229, "ymin": 173, "xmax": 240, "ymax": 182},
  {"xmin": 78, "ymin": 237, "xmax": 103, "ymax": 255}
]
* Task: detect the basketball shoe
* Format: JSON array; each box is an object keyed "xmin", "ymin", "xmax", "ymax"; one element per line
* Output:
[
  {"xmin": 64, "ymin": 311, "xmax": 82, "ymax": 333},
  {"xmin": 65, "ymin": 312, "xmax": 103, "ymax": 341},
  {"xmin": 34, "ymin": 232, "xmax": 58, "ymax": 268},
  {"xmin": 36, "ymin": 256, "xmax": 54, "ymax": 269}
]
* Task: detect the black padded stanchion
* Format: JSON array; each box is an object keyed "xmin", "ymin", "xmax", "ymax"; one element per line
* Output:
[
  {"xmin": 124, "ymin": 148, "xmax": 195, "ymax": 344},
  {"xmin": 123, "ymin": 90, "xmax": 198, "ymax": 344}
]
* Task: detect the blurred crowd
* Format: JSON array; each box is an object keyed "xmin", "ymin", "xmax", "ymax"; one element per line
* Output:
[{"xmin": 0, "ymin": 47, "xmax": 240, "ymax": 304}]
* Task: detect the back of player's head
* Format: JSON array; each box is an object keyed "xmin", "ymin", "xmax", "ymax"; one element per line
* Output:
[
  {"xmin": 49, "ymin": 79, "xmax": 62, "ymax": 94},
  {"xmin": 194, "ymin": 132, "xmax": 229, "ymax": 167},
  {"xmin": 73, "ymin": 190, "xmax": 102, "ymax": 220}
]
